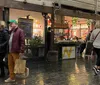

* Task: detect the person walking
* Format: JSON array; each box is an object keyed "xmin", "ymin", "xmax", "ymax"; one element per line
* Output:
[
  {"xmin": 0, "ymin": 21, "xmax": 9, "ymax": 77},
  {"xmin": 80, "ymin": 21, "xmax": 96, "ymax": 57},
  {"xmin": 90, "ymin": 20, "xmax": 100, "ymax": 75},
  {"xmin": 5, "ymin": 20, "xmax": 29, "ymax": 82}
]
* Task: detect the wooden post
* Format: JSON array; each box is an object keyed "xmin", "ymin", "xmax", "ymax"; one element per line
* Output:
[
  {"xmin": 51, "ymin": 8, "xmax": 55, "ymax": 50},
  {"xmin": 3, "ymin": 7, "xmax": 9, "ymax": 28},
  {"xmin": 26, "ymin": 15, "xmax": 30, "ymax": 53},
  {"xmin": 80, "ymin": 24, "xmax": 81, "ymax": 38},
  {"xmin": 42, "ymin": 13, "xmax": 48, "ymax": 58}
]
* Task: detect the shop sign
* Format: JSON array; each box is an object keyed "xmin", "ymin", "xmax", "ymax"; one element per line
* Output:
[{"xmin": 62, "ymin": 46, "xmax": 75, "ymax": 59}]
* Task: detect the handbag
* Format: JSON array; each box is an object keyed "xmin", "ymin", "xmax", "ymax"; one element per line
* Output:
[
  {"xmin": 14, "ymin": 58, "xmax": 26, "ymax": 74},
  {"xmin": 85, "ymin": 31, "xmax": 100, "ymax": 56}
]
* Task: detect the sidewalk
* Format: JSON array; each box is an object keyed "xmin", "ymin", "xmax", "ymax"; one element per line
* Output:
[{"xmin": 0, "ymin": 58, "xmax": 99, "ymax": 85}]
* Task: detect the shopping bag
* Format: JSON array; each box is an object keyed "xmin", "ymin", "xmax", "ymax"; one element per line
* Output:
[
  {"xmin": 14, "ymin": 58, "xmax": 26, "ymax": 74},
  {"xmin": 15, "ymin": 67, "xmax": 29, "ymax": 79},
  {"xmin": 15, "ymin": 73, "xmax": 26, "ymax": 79}
]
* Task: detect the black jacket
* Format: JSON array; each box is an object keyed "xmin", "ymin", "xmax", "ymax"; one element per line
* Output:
[
  {"xmin": 0, "ymin": 29, "xmax": 9, "ymax": 53},
  {"xmin": 85, "ymin": 30, "xmax": 93, "ymax": 42}
]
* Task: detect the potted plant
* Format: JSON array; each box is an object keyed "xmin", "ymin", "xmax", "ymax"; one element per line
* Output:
[{"xmin": 30, "ymin": 36, "xmax": 43, "ymax": 56}]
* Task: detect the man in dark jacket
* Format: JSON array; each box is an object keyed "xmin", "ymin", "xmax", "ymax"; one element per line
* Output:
[
  {"xmin": 80, "ymin": 30, "xmax": 93, "ymax": 56},
  {"xmin": 5, "ymin": 20, "xmax": 29, "ymax": 83},
  {"xmin": 0, "ymin": 21, "xmax": 9, "ymax": 77}
]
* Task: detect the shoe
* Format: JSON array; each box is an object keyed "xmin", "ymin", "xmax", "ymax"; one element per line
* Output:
[
  {"xmin": 25, "ymin": 68, "xmax": 29, "ymax": 77},
  {"xmin": 5, "ymin": 78, "xmax": 15, "ymax": 83},
  {"xmin": 93, "ymin": 67, "xmax": 98, "ymax": 75},
  {"xmin": 97, "ymin": 70, "xmax": 100, "ymax": 74}
]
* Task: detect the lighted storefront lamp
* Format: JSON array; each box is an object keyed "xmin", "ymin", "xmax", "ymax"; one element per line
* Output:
[{"xmin": 47, "ymin": 18, "xmax": 52, "ymax": 27}]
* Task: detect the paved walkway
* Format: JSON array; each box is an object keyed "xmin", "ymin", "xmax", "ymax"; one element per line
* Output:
[{"xmin": 0, "ymin": 58, "xmax": 99, "ymax": 85}]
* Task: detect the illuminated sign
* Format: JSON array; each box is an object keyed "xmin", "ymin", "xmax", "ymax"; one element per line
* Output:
[{"xmin": 62, "ymin": 46, "xmax": 75, "ymax": 59}]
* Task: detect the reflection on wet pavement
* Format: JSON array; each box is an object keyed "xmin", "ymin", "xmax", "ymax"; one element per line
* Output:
[{"xmin": 0, "ymin": 58, "xmax": 100, "ymax": 85}]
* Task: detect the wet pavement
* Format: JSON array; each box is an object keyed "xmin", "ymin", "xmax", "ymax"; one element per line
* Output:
[{"xmin": 0, "ymin": 58, "xmax": 100, "ymax": 85}]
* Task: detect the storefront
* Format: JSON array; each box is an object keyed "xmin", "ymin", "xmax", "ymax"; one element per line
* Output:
[
  {"xmin": 10, "ymin": 8, "xmax": 45, "ymax": 38},
  {"xmin": 68, "ymin": 17, "xmax": 92, "ymax": 40},
  {"xmin": 9, "ymin": 8, "xmax": 95, "ymax": 44},
  {"xmin": 52, "ymin": 15, "xmax": 94, "ymax": 60},
  {"xmin": 53, "ymin": 16, "xmax": 93, "ymax": 42},
  {"xmin": 9, "ymin": 8, "xmax": 95, "ymax": 60},
  {"xmin": 9, "ymin": 8, "xmax": 47, "ymax": 58}
]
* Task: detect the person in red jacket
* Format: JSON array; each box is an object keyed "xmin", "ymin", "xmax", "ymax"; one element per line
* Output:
[{"xmin": 5, "ymin": 20, "xmax": 29, "ymax": 83}]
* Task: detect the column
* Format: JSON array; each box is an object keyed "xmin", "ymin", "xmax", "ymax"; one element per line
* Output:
[{"xmin": 3, "ymin": 7, "xmax": 9, "ymax": 28}]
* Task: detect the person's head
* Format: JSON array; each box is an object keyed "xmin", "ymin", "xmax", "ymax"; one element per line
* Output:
[
  {"xmin": 9, "ymin": 20, "xmax": 18, "ymax": 30},
  {"xmin": 95, "ymin": 20, "xmax": 100, "ymax": 28},
  {"xmin": 0, "ymin": 21, "xmax": 6, "ymax": 31}
]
